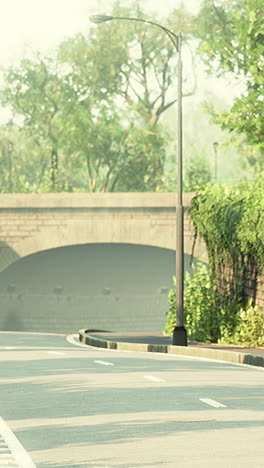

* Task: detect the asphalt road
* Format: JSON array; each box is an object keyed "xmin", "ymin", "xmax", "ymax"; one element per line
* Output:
[{"xmin": 0, "ymin": 332, "xmax": 263, "ymax": 468}]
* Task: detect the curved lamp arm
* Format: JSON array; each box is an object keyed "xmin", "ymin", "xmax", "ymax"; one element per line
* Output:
[{"xmin": 89, "ymin": 15, "xmax": 180, "ymax": 51}]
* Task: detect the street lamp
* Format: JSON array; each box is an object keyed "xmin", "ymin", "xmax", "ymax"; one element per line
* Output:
[
  {"xmin": 90, "ymin": 14, "xmax": 187, "ymax": 346},
  {"xmin": 213, "ymin": 141, "xmax": 219, "ymax": 182}
]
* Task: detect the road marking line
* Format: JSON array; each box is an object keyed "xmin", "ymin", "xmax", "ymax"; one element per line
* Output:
[
  {"xmin": 199, "ymin": 398, "xmax": 227, "ymax": 408},
  {"xmin": 144, "ymin": 375, "xmax": 166, "ymax": 383},
  {"xmin": 46, "ymin": 351, "xmax": 66, "ymax": 356},
  {"xmin": 94, "ymin": 360, "xmax": 114, "ymax": 366},
  {"xmin": 0, "ymin": 417, "xmax": 36, "ymax": 468}
]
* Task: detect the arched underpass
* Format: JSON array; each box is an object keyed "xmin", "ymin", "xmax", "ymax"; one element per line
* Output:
[{"xmin": 0, "ymin": 243, "xmax": 197, "ymax": 333}]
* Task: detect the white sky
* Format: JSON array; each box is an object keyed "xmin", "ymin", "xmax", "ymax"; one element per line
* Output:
[
  {"xmin": 0, "ymin": 0, "xmax": 202, "ymax": 65},
  {"xmin": 0, "ymin": 0, "xmax": 246, "ymax": 184},
  {"xmin": 0, "ymin": 0, "xmax": 243, "ymax": 125}
]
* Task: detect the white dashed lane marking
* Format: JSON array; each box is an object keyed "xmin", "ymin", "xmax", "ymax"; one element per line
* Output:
[
  {"xmin": 0, "ymin": 417, "xmax": 36, "ymax": 467},
  {"xmin": 46, "ymin": 351, "xmax": 66, "ymax": 356},
  {"xmin": 199, "ymin": 398, "xmax": 227, "ymax": 408},
  {"xmin": 94, "ymin": 360, "xmax": 114, "ymax": 366},
  {"xmin": 144, "ymin": 375, "xmax": 166, "ymax": 383}
]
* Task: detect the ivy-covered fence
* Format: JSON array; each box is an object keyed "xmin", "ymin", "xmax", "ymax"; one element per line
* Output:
[
  {"xmin": 190, "ymin": 181, "xmax": 264, "ymax": 309},
  {"xmin": 163, "ymin": 179, "xmax": 264, "ymax": 345}
]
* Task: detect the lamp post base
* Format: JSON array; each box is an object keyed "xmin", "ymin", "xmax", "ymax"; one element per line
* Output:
[{"xmin": 172, "ymin": 326, "xmax": 187, "ymax": 346}]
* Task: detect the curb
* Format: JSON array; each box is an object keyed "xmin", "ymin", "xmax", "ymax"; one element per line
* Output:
[{"xmin": 79, "ymin": 329, "xmax": 264, "ymax": 369}]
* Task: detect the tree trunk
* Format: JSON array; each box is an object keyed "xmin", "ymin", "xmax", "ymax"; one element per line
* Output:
[{"xmin": 51, "ymin": 148, "xmax": 58, "ymax": 191}]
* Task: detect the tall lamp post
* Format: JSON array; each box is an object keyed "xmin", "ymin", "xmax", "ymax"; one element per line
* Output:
[{"xmin": 90, "ymin": 14, "xmax": 187, "ymax": 346}]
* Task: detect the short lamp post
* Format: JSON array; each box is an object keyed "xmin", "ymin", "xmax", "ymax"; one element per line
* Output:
[
  {"xmin": 90, "ymin": 14, "xmax": 187, "ymax": 346},
  {"xmin": 213, "ymin": 141, "xmax": 219, "ymax": 182}
]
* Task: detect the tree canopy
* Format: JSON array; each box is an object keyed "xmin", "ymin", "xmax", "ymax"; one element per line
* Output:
[
  {"xmin": 0, "ymin": 1, "xmax": 195, "ymax": 193},
  {"xmin": 196, "ymin": 0, "xmax": 264, "ymax": 160},
  {"xmin": 0, "ymin": 0, "xmax": 262, "ymax": 193}
]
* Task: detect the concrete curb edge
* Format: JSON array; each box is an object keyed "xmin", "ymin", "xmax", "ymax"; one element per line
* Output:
[{"xmin": 78, "ymin": 329, "xmax": 264, "ymax": 369}]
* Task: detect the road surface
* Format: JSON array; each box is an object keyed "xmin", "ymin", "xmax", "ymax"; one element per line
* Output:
[{"xmin": 0, "ymin": 331, "xmax": 263, "ymax": 467}]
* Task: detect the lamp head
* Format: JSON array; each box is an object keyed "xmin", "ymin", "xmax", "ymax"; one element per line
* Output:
[
  {"xmin": 213, "ymin": 141, "xmax": 219, "ymax": 150},
  {"xmin": 89, "ymin": 15, "xmax": 113, "ymax": 24}
]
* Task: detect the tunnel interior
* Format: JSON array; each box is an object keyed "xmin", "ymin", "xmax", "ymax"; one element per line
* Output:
[{"xmin": 0, "ymin": 243, "xmax": 196, "ymax": 333}]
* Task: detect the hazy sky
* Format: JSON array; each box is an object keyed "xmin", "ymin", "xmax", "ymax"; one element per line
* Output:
[
  {"xmin": 0, "ymin": 0, "xmax": 202, "ymax": 65},
  {"xmin": 0, "ymin": 0, "xmax": 245, "ymax": 183},
  {"xmin": 0, "ymin": 0, "xmax": 242, "ymax": 125}
]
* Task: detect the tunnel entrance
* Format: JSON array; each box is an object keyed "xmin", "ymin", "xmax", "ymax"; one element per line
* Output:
[{"xmin": 0, "ymin": 243, "xmax": 194, "ymax": 333}]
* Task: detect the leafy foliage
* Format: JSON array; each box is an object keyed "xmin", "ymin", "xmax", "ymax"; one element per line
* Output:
[
  {"xmin": 219, "ymin": 303, "xmax": 264, "ymax": 347},
  {"xmin": 190, "ymin": 180, "xmax": 264, "ymax": 273},
  {"xmin": 0, "ymin": 1, "xmax": 197, "ymax": 193},
  {"xmin": 163, "ymin": 262, "xmax": 264, "ymax": 346},
  {"xmin": 163, "ymin": 277, "xmax": 178, "ymax": 336},
  {"xmin": 196, "ymin": 0, "xmax": 264, "ymax": 160},
  {"xmin": 0, "ymin": 123, "xmax": 52, "ymax": 192},
  {"xmin": 237, "ymin": 178, "xmax": 264, "ymax": 270},
  {"xmin": 163, "ymin": 262, "xmax": 219, "ymax": 342},
  {"xmin": 184, "ymin": 151, "xmax": 211, "ymax": 191},
  {"xmin": 172, "ymin": 179, "xmax": 264, "ymax": 344}
]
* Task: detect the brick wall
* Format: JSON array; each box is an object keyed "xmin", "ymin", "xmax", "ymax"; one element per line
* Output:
[{"xmin": 0, "ymin": 193, "xmax": 207, "ymax": 273}]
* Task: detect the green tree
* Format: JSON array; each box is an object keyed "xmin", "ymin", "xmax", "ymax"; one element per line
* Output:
[
  {"xmin": 58, "ymin": 1, "xmax": 197, "ymax": 192},
  {"xmin": 73, "ymin": 1, "xmax": 196, "ymax": 130},
  {"xmin": 184, "ymin": 150, "xmax": 211, "ymax": 191},
  {"xmin": 0, "ymin": 56, "xmax": 70, "ymax": 190},
  {"xmin": 0, "ymin": 122, "xmax": 51, "ymax": 192},
  {"xmin": 196, "ymin": 0, "xmax": 264, "ymax": 162},
  {"xmin": 0, "ymin": 1, "xmax": 196, "ymax": 193}
]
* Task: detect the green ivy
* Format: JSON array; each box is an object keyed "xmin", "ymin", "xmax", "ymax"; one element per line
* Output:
[
  {"xmin": 165, "ymin": 179, "xmax": 264, "ymax": 345},
  {"xmin": 163, "ymin": 262, "xmax": 220, "ymax": 342},
  {"xmin": 163, "ymin": 277, "xmax": 177, "ymax": 336},
  {"xmin": 190, "ymin": 180, "xmax": 264, "ymax": 304},
  {"xmin": 237, "ymin": 179, "xmax": 264, "ymax": 270},
  {"xmin": 178, "ymin": 178, "xmax": 264, "ymax": 345}
]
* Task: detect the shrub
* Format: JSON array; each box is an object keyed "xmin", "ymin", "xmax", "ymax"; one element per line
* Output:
[
  {"xmin": 163, "ymin": 261, "xmax": 220, "ymax": 342},
  {"xmin": 163, "ymin": 265, "xmax": 264, "ymax": 346},
  {"xmin": 188, "ymin": 180, "xmax": 264, "ymax": 344},
  {"xmin": 163, "ymin": 277, "xmax": 177, "ymax": 336},
  {"xmin": 219, "ymin": 303, "xmax": 264, "ymax": 347}
]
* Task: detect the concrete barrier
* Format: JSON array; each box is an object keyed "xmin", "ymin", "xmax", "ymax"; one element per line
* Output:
[{"xmin": 79, "ymin": 329, "xmax": 264, "ymax": 369}]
